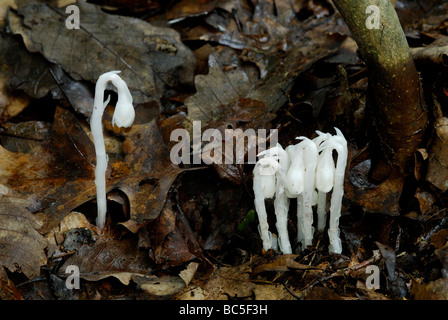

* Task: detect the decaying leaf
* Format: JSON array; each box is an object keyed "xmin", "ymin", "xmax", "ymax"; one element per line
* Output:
[
  {"xmin": 375, "ymin": 241, "xmax": 397, "ymax": 282},
  {"xmin": 60, "ymin": 236, "xmax": 151, "ymax": 278},
  {"xmin": 9, "ymin": 0, "xmax": 196, "ymax": 104},
  {"xmin": 147, "ymin": 198, "xmax": 199, "ymax": 267},
  {"xmin": 252, "ymin": 254, "xmax": 321, "ymax": 276},
  {"xmin": 414, "ymin": 187, "xmax": 437, "ymax": 215},
  {"xmin": 119, "ymin": 120, "xmax": 182, "ymax": 224},
  {"xmin": 0, "ymin": 31, "xmax": 95, "ymax": 119},
  {"xmin": 426, "ymin": 117, "xmax": 448, "ymax": 191},
  {"xmin": 184, "ymin": 54, "xmax": 254, "ymax": 131},
  {"xmin": 411, "ymin": 278, "xmax": 448, "ymax": 300},
  {"xmin": 346, "ymin": 168, "xmax": 404, "ymax": 216},
  {"xmin": 134, "ymin": 274, "xmax": 186, "ymax": 298},
  {"xmin": 178, "ymin": 262, "xmax": 297, "ymax": 300},
  {"xmin": 132, "ymin": 261, "xmax": 199, "ymax": 298},
  {"xmin": 0, "ymin": 197, "xmax": 48, "ymax": 279},
  {"xmin": 411, "ymin": 36, "xmax": 448, "ymax": 66},
  {"xmin": 0, "ymin": 266, "xmax": 23, "ymax": 300}
]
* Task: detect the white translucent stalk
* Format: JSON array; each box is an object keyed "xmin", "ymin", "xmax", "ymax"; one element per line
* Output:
[
  {"xmin": 296, "ymin": 194, "xmax": 304, "ymax": 244},
  {"xmin": 315, "ymin": 147, "xmax": 335, "ymax": 232},
  {"xmin": 285, "ymin": 144, "xmax": 304, "ymax": 247},
  {"xmin": 285, "ymin": 138, "xmax": 318, "ymax": 251},
  {"xmin": 91, "ymin": 71, "xmax": 135, "ymax": 231},
  {"xmin": 297, "ymin": 137, "xmax": 318, "ymax": 250},
  {"xmin": 326, "ymin": 128, "xmax": 348, "ymax": 254},
  {"xmin": 273, "ymin": 145, "xmax": 291, "ymax": 254},
  {"xmin": 253, "ymin": 151, "xmax": 279, "ymax": 252},
  {"xmin": 313, "ymin": 131, "xmax": 332, "ymax": 231},
  {"xmin": 316, "ymin": 191, "xmax": 327, "ymax": 231}
]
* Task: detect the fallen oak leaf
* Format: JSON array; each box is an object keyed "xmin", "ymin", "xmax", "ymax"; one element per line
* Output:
[
  {"xmin": 119, "ymin": 120, "xmax": 182, "ymax": 224},
  {"xmin": 60, "ymin": 236, "xmax": 151, "ymax": 281},
  {"xmin": 147, "ymin": 198, "xmax": 199, "ymax": 267},
  {"xmin": 9, "ymin": 0, "xmax": 196, "ymax": 104},
  {"xmin": 346, "ymin": 162, "xmax": 404, "ymax": 216},
  {"xmin": 0, "ymin": 197, "xmax": 48, "ymax": 279},
  {"xmin": 251, "ymin": 254, "xmax": 321, "ymax": 276}
]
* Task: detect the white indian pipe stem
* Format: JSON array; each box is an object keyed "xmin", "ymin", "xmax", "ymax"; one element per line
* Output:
[
  {"xmin": 273, "ymin": 145, "xmax": 291, "ymax": 254},
  {"xmin": 254, "ymin": 177, "xmax": 273, "ymax": 252},
  {"xmin": 315, "ymin": 147, "xmax": 335, "ymax": 234},
  {"xmin": 253, "ymin": 149, "xmax": 280, "ymax": 252},
  {"xmin": 296, "ymin": 194, "xmax": 304, "ymax": 245},
  {"xmin": 297, "ymin": 137, "xmax": 318, "ymax": 250},
  {"xmin": 91, "ymin": 71, "xmax": 134, "ymax": 231},
  {"xmin": 327, "ymin": 128, "xmax": 348, "ymax": 254},
  {"xmin": 285, "ymin": 144, "xmax": 305, "ymax": 249},
  {"xmin": 313, "ymin": 131, "xmax": 332, "ymax": 231},
  {"xmin": 316, "ymin": 191, "xmax": 327, "ymax": 231}
]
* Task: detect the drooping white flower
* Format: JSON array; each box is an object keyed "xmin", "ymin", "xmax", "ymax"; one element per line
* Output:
[{"xmin": 91, "ymin": 71, "xmax": 135, "ymax": 232}]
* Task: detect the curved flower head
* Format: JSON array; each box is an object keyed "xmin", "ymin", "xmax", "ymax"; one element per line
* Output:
[
  {"xmin": 110, "ymin": 71, "xmax": 135, "ymax": 127},
  {"xmin": 315, "ymin": 147, "xmax": 335, "ymax": 193},
  {"xmin": 285, "ymin": 144, "xmax": 304, "ymax": 196},
  {"xmin": 255, "ymin": 154, "xmax": 280, "ymax": 199}
]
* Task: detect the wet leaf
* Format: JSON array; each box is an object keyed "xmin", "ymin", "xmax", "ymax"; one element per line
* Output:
[
  {"xmin": 375, "ymin": 241, "xmax": 397, "ymax": 282},
  {"xmin": 0, "ymin": 266, "xmax": 23, "ymax": 300},
  {"xmin": 182, "ymin": 262, "xmax": 296, "ymax": 300},
  {"xmin": 0, "ymin": 121, "xmax": 51, "ymax": 154},
  {"xmin": 184, "ymin": 54, "xmax": 254, "ymax": 131},
  {"xmin": 60, "ymin": 236, "xmax": 151, "ymax": 278},
  {"xmin": 411, "ymin": 278, "xmax": 448, "ymax": 300},
  {"xmin": 0, "ymin": 32, "xmax": 95, "ymax": 119},
  {"xmin": 119, "ymin": 120, "xmax": 182, "ymax": 224},
  {"xmin": 0, "ymin": 197, "xmax": 48, "ymax": 279},
  {"xmin": 411, "ymin": 35, "xmax": 448, "ymax": 66},
  {"xmin": 147, "ymin": 198, "xmax": 199, "ymax": 267},
  {"xmin": 346, "ymin": 167, "xmax": 404, "ymax": 215},
  {"xmin": 252, "ymin": 254, "xmax": 320, "ymax": 276},
  {"xmin": 0, "ymin": 31, "xmax": 55, "ymax": 101},
  {"xmin": 9, "ymin": 0, "xmax": 196, "ymax": 104},
  {"xmin": 414, "ymin": 187, "xmax": 437, "ymax": 215},
  {"xmin": 426, "ymin": 117, "xmax": 448, "ymax": 191}
]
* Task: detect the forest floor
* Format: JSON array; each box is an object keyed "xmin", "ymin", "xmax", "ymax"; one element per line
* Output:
[{"xmin": 0, "ymin": 0, "xmax": 447, "ymax": 301}]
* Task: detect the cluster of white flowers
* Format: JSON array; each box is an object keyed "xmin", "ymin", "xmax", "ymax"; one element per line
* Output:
[{"xmin": 253, "ymin": 128, "xmax": 348, "ymax": 254}]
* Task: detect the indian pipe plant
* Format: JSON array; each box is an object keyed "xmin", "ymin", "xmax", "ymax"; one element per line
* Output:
[
  {"xmin": 253, "ymin": 128, "xmax": 348, "ymax": 254},
  {"xmin": 90, "ymin": 71, "xmax": 135, "ymax": 232}
]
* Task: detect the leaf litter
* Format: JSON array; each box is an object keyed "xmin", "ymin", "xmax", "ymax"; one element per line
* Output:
[{"xmin": 0, "ymin": 0, "xmax": 447, "ymax": 300}]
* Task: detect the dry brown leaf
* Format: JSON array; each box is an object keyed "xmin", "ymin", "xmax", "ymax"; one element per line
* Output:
[
  {"xmin": 414, "ymin": 187, "xmax": 437, "ymax": 215},
  {"xmin": 134, "ymin": 274, "xmax": 186, "ymax": 298},
  {"xmin": 147, "ymin": 198, "xmax": 199, "ymax": 267},
  {"xmin": 60, "ymin": 236, "xmax": 151, "ymax": 277},
  {"xmin": 0, "ymin": 197, "xmax": 48, "ymax": 279},
  {"xmin": 411, "ymin": 36, "xmax": 448, "ymax": 66},
  {"xmin": 252, "ymin": 254, "xmax": 320, "ymax": 276},
  {"xmin": 9, "ymin": 0, "xmax": 196, "ymax": 104},
  {"xmin": 426, "ymin": 117, "xmax": 448, "ymax": 191},
  {"xmin": 185, "ymin": 263, "xmax": 296, "ymax": 300},
  {"xmin": 0, "ymin": 266, "xmax": 23, "ymax": 300},
  {"xmin": 411, "ymin": 278, "xmax": 448, "ymax": 300},
  {"xmin": 179, "ymin": 262, "xmax": 199, "ymax": 286},
  {"xmin": 346, "ymin": 170, "xmax": 404, "ymax": 216},
  {"xmin": 184, "ymin": 54, "xmax": 254, "ymax": 131}
]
